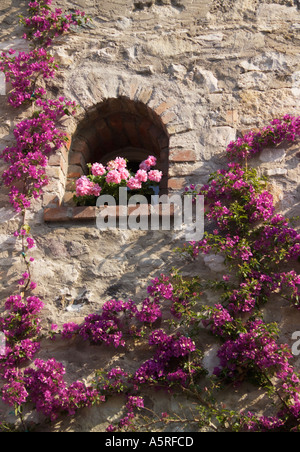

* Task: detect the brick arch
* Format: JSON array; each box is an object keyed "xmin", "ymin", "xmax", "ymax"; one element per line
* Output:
[{"xmin": 65, "ymin": 97, "xmax": 170, "ymax": 204}]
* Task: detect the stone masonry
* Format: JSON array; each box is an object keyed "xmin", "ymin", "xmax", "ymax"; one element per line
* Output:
[{"xmin": 0, "ymin": 0, "xmax": 299, "ymax": 431}]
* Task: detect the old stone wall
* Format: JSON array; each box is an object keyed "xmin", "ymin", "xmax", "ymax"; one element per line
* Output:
[{"xmin": 0, "ymin": 0, "xmax": 299, "ymax": 431}]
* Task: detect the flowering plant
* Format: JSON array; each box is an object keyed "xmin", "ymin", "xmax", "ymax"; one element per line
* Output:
[
  {"xmin": 226, "ymin": 115, "xmax": 300, "ymax": 161},
  {"xmin": 2, "ymin": 0, "xmax": 300, "ymax": 434},
  {"xmin": 74, "ymin": 155, "xmax": 163, "ymax": 205},
  {"xmin": 0, "ymin": 48, "xmax": 58, "ymax": 108},
  {"xmin": 20, "ymin": 0, "xmax": 90, "ymax": 48}
]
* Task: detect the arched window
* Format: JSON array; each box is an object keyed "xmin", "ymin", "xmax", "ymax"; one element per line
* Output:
[{"xmin": 65, "ymin": 97, "xmax": 170, "ymax": 205}]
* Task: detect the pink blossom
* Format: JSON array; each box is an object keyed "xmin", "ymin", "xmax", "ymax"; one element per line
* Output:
[
  {"xmin": 76, "ymin": 176, "xmax": 90, "ymax": 196},
  {"xmin": 119, "ymin": 168, "xmax": 130, "ymax": 180},
  {"xmin": 75, "ymin": 176, "xmax": 101, "ymax": 197},
  {"xmin": 106, "ymin": 170, "xmax": 122, "ymax": 185},
  {"xmin": 91, "ymin": 163, "xmax": 106, "ymax": 176},
  {"xmin": 135, "ymin": 169, "xmax": 148, "ymax": 183},
  {"xmin": 106, "ymin": 158, "xmax": 127, "ymax": 171},
  {"xmin": 127, "ymin": 177, "xmax": 142, "ymax": 190},
  {"xmin": 139, "ymin": 161, "xmax": 150, "ymax": 171},
  {"xmin": 90, "ymin": 184, "xmax": 101, "ymax": 197},
  {"xmin": 27, "ymin": 237, "xmax": 35, "ymax": 249},
  {"xmin": 148, "ymin": 170, "xmax": 162, "ymax": 183},
  {"xmin": 145, "ymin": 155, "xmax": 157, "ymax": 167},
  {"xmin": 114, "ymin": 157, "xmax": 127, "ymax": 170}
]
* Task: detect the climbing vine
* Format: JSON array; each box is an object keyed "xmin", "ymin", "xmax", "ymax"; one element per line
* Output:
[{"xmin": 0, "ymin": 0, "xmax": 300, "ymax": 432}]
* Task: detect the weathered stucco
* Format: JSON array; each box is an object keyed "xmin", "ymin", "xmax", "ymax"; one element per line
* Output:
[{"xmin": 0, "ymin": 0, "xmax": 300, "ymax": 431}]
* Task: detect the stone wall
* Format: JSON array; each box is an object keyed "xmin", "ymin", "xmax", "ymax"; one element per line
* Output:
[{"xmin": 0, "ymin": 0, "xmax": 299, "ymax": 431}]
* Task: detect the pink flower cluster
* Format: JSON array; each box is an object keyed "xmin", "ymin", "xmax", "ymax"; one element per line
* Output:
[
  {"xmin": 0, "ymin": 292, "xmax": 43, "ymax": 374},
  {"xmin": 1, "ymin": 98, "xmax": 73, "ymax": 212},
  {"xmin": 214, "ymin": 318, "xmax": 295, "ymax": 385},
  {"xmin": 197, "ymin": 162, "xmax": 275, "ymax": 232},
  {"xmin": 0, "ymin": 295, "xmax": 103, "ymax": 421},
  {"xmin": 147, "ymin": 274, "xmax": 191, "ymax": 319},
  {"xmin": 135, "ymin": 298, "xmax": 162, "ymax": 323},
  {"xmin": 2, "ymin": 359, "xmax": 102, "ymax": 420},
  {"xmin": 0, "ymin": 48, "xmax": 58, "ymax": 108},
  {"xmin": 2, "ymin": 0, "xmax": 300, "ymax": 432},
  {"xmin": 1, "ymin": 294, "xmax": 44, "ymax": 343},
  {"xmin": 106, "ymin": 394, "xmax": 145, "ymax": 432},
  {"xmin": 58, "ymin": 296, "xmax": 164, "ymax": 347},
  {"xmin": 226, "ymin": 115, "xmax": 300, "ymax": 160},
  {"xmin": 75, "ymin": 155, "xmax": 162, "ymax": 198},
  {"xmin": 202, "ymin": 304, "xmax": 234, "ymax": 336},
  {"xmin": 75, "ymin": 176, "xmax": 101, "ymax": 197},
  {"xmin": 21, "ymin": 0, "xmax": 89, "ymax": 47},
  {"xmin": 238, "ymin": 412, "xmax": 285, "ymax": 432},
  {"xmin": 132, "ymin": 329, "xmax": 197, "ymax": 388}
]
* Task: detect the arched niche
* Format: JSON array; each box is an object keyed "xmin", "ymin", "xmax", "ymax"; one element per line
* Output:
[{"xmin": 65, "ymin": 97, "xmax": 170, "ymax": 204}]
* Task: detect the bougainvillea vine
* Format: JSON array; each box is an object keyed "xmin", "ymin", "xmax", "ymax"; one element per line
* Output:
[{"xmin": 1, "ymin": 0, "xmax": 300, "ymax": 433}]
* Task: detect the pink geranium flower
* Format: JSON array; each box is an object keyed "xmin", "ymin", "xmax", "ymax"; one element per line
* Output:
[
  {"xmin": 76, "ymin": 176, "xmax": 101, "ymax": 197},
  {"xmin": 139, "ymin": 161, "xmax": 150, "ymax": 171},
  {"xmin": 145, "ymin": 155, "xmax": 157, "ymax": 167},
  {"xmin": 114, "ymin": 157, "xmax": 127, "ymax": 170},
  {"xmin": 91, "ymin": 163, "xmax": 106, "ymax": 176},
  {"xmin": 148, "ymin": 170, "xmax": 162, "ymax": 183},
  {"xmin": 107, "ymin": 157, "xmax": 127, "ymax": 171},
  {"xmin": 106, "ymin": 170, "xmax": 122, "ymax": 185},
  {"xmin": 90, "ymin": 184, "xmax": 101, "ymax": 197},
  {"xmin": 119, "ymin": 168, "xmax": 130, "ymax": 180},
  {"xmin": 135, "ymin": 169, "xmax": 148, "ymax": 183},
  {"xmin": 127, "ymin": 177, "xmax": 142, "ymax": 190}
]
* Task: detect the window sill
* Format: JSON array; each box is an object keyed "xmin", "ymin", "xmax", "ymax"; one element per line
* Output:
[{"xmin": 43, "ymin": 205, "xmax": 176, "ymax": 223}]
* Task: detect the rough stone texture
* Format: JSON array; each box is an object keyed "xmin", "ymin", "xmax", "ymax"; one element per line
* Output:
[{"xmin": 0, "ymin": 0, "xmax": 300, "ymax": 432}]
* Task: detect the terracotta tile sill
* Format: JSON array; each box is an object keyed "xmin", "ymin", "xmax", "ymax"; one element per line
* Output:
[{"xmin": 44, "ymin": 205, "xmax": 176, "ymax": 222}]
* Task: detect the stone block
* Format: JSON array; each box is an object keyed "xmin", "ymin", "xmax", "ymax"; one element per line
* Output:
[
  {"xmin": 42, "ymin": 193, "xmax": 60, "ymax": 208},
  {"xmin": 48, "ymin": 153, "xmax": 68, "ymax": 176},
  {"xmin": 46, "ymin": 166, "xmax": 66, "ymax": 185},
  {"xmin": 169, "ymin": 149, "xmax": 197, "ymax": 162},
  {"xmin": 226, "ymin": 110, "xmax": 239, "ymax": 124},
  {"xmin": 193, "ymin": 67, "xmax": 220, "ymax": 93},
  {"xmin": 206, "ymin": 126, "xmax": 236, "ymax": 148},
  {"xmin": 44, "ymin": 207, "xmax": 73, "ymax": 222},
  {"xmin": 203, "ymin": 254, "xmax": 226, "ymax": 273},
  {"xmin": 137, "ymin": 87, "xmax": 153, "ymax": 104},
  {"xmin": 161, "ymin": 111, "xmax": 176, "ymax": 125},
  {"xmin": 129, "ymin": 81, "xmax": 140, "ymax": 100},
  {"xmin": 67, "ymin": 165, "xmax": 84, "ymax": 179},
  {"xmin": 155, "ymin": 99, "xmax": 175, "ymax": 116},
  {"xmin": 168, "ymin": 177, "xmax": 186, "ymax": 190},
  {"xmin": 169, "ymin": 162, "xmax": 199, "ymax": 177},
  {"xmin": 48, "ymin": 153, "xmax": 63, "ymax": 167},
  {"xmin": 265, "ymin": 168, "xmax": 287, "ymax": 176},
  {"xmin": 72, "ymin": 206, "xmax": 97, "ymax": 220},
  {"xmin": 259, "ymin": 148, "xmax": 286, "ymax": 163}
]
